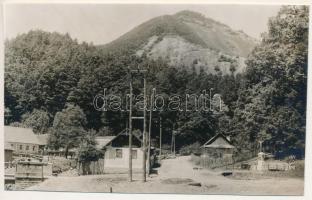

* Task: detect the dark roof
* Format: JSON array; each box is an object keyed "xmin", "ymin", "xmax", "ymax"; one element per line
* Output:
[
  {"xmin": 95, "ymin": 128, "xmax": 143, "ymax": 149},
  {"xmin": 203, "ymin": 133, "xmax": 235, "ymax": 149},
  {"xmin": 95, "ymin": 136, "xmax": 116, "ymax": 149},
  {"xmin": 120, "ymin": 128, "xmax": 143, "ymax": 142}
]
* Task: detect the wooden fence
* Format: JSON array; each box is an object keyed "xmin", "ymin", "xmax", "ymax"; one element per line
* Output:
[
  {"xmin": 191, "ymin": 154, "xmax": 234, "ymax": 169},
  {"xmin": 77, "ymin": 159, "xmax": 105, "ymax": 175}
]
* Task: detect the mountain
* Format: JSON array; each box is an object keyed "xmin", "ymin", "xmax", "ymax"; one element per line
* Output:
[{"xmin": 100, "ymin": 10, "xmax": 258, "ymax": 75}]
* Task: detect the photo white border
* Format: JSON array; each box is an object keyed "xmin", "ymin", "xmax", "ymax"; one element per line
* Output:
[{"xmin": 0, "ymin": 1, "xmax": 311, "ymax": 200}]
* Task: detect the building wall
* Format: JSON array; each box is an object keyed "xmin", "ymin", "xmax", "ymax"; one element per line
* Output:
[
  {"xmin": 199, "ymin": 147, "xmax": 234, "ymax": 168},
  {"xmin": 202, "ymin": 147, "xmax": 234, "ymax": 159},
  {"xmin": 8, "ymin": 142, "xmax": 39, "ymax": 154},
  {"xmin": 103, "ymin": 147, "xmax": 145, "ymax": 173}
]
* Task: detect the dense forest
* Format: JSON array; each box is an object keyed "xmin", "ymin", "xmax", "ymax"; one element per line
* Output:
[{"xmin": 4, "ymin": 6, "xmax": 308, "ymax": 159}]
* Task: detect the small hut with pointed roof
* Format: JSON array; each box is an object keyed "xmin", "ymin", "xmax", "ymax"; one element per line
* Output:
[{"xmin": 201, "ymin": 133, "xmax": 235, "ymax": 160}]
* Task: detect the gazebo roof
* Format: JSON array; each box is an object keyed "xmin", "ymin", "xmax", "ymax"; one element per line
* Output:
[{"xmin": 202, "ymin": 133, "xmax": 235, "ymax": 149}]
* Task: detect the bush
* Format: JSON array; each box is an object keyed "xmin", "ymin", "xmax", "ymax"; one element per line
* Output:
[
  {"xmin": 233, "ymin": 150, "xmax": 255, "ymax": 163},
  {"xmin": 190, "ymin": 154, "xmax": 201, "ymax": 165},
  {"xmin": 77, "ymin": 145, "xmax": 103, "ymax": 163},
  {"xmin": 160, "ymin": 144, "xmax": 172, "ymax": 155},
  {"xmin": 179, "ymin": 142, "xmax": 201, "ymax": 155},
  {"xmin": 288, "ymin": 160, "xmax": 305, "ymax": 178},
  {"xmin": 77, "ymin": 133, "xmax": 104, "ymax": 175},
  {"xmin": 51, "ymin": 156, "xmax": 77, "ymax": 173}
]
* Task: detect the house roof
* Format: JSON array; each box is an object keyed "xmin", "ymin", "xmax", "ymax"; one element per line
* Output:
[
  {"xmin": 95, "ymin": 128, "xmax": 143, "ymax": 149},
  {"xmin": 203, "ymin": 133, "xmax": 235, "ymax": 149},
  {"xmin": 4, "ymin": 126, "xmax": 41, "ymax": 145},
  {"xmin": 118, "ymin": 128, "xmax": 143, "ymax": 143},
  {"xmin": 95, "ymin": 136, "xmax": 116, "ymax": 149}
]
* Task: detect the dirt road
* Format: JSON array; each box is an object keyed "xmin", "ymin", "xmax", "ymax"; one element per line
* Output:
[
  {"xmin": 26, "ymin": 156, "xmax": 304, "ymax": 195},
  {"xmin": 156, "ymin": 156, "xmax": 304, "ymax": 195}
]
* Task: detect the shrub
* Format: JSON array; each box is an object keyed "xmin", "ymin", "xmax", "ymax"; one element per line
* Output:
[
  {"xmin": 179, "ymin": 142, "xmax": 201, "ymax": 155},
  {"xmin": 190, "ymin": 154, "xmax": 201, "ymax": 165}
]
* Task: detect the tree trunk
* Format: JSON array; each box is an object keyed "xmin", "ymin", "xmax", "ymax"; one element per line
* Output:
[{"xmin": 65, "ymin": 145, "xmax": 69, "ymax": 159}]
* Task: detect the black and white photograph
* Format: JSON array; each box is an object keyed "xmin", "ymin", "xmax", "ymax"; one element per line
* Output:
[{"xmin": 1, "ymin": 0, "xmax": 310, "ymax": 197}]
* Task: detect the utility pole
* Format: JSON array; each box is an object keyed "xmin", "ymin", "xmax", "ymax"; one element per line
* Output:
[
  {"xmin": 173, "ymin": 130, "xmax": 176, "ymax": 156},
  {"xmin": 128, "ymin": 68, "xmax": 147, "ymax": 182},
  {"xmin": 210, "ymin": 88, "xmax": 214, "ymax": 111},
  {"xmin": 171, "ymin": 125, "xmax": 176, "ymax": 156},
  {"xmin": 147, "ymin": 88, "xmax": 155, "ymax": 175},
  {"xmin": 128, "ymin": 72, "xmax": 133, "ymax": 182},
  {"xmin": 259, "ymin": 140, "xmax": 263, "ymax": 153},
  {"xmin": 171, "ymin": 132, "xmax": 176, "ymax": 156},
  {"xmin": 159, "ymin": 116, "xmax": 162, "ymax": 157},
  {"xmin": 142, "ymin": 74, "xmax": 147, "ymax": 182},
  {"xmin": 171, "ymin": 127, "xmax": 173, "ymax": 154}
]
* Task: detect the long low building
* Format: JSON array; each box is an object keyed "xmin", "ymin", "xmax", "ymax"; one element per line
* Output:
[{"xmin": 4, "ymin": 126, "xmax": 46, "ymax": 155}]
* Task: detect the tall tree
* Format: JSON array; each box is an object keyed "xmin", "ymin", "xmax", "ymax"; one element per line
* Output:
[
  {"xmin": 21, "ymin": 109, "xmax": 50, "ymax": 134},
  {"xmin": 233, "ymin": 6, "xmax": 308, "ymax": 158},
  {"xmin": 48, "ymin": 104, "xmax": 87, "ymax": 158}
]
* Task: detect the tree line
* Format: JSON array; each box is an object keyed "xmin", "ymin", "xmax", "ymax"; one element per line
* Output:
[{"xmin": 4, "ymin": 6, "xmax": 308, "ymax": 159}]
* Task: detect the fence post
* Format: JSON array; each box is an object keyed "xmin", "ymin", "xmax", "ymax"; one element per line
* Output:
[
  {"xmin": 268, "ymin": 163, "xmax": 269, "ymax": 170},
  {"xmin": 42, "ymin": 164, "xmax": 44, "ymax": 181}
]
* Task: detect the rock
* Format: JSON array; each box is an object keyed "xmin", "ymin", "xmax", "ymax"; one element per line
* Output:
[
  {"xmin": 188, "ymin": 182, "xmax": 201, "ymax": 187},
  {"xmin": 193, "ymin": 167, "xmax": 203, "ymax": 170},
  {"xmin": 222, "ymin": 171, "xmax": 233, "ymax": 176}
]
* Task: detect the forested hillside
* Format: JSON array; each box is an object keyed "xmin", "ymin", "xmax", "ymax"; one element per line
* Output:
[
  {"xmin": 100, "ymin": 10, "xmax": 257, "ymax": 75},
  {"xmin": 4, "ymin": 6, "xmax": 308, "ymax": 158}
]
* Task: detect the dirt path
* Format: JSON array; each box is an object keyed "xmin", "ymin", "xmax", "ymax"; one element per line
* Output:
[
  {"xmin": 156, "ymin": 156, "xmax": 304, "ymax": 195},
  {"xmin": 157, "ymin": 156, "xmax": 220, "ymax": 179},
  {"xmin": 26, "ymin": 156, "xmax": 304, "ymax": 195}
]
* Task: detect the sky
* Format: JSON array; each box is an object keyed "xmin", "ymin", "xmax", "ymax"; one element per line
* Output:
[{"xmin": 4, "ymin": 4, "xmax": 281, "ymax": 45}]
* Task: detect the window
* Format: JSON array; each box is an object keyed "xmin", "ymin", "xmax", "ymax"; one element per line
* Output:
[
  {"xmin": 11, "ymin": 144, "xmax": 14, "ymax": 147},
  {"xmin": 132, "ymin": 150, "xmax": 137, "ymax": 159},
  {"xmin": 26, "ymin": 146, "xmax": 29, "ymax": 150},
  {"xmin": 116, "ymin": 149, "xmax": 123, "ymax": 158},
  {"xmin": 108, "ymin": 149, "xmax": 115, "ymax": 159},
  {"xmin": 33, "ymin": 146, "xmax": 36, "ymax": 151},
  {"xmin": 19, "ymin": 145, "xmax": 23, "ymax": 150}
]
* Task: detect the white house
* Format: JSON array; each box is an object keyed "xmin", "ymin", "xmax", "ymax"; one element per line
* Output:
[{"xmin": 95, "ymin": 129, "xmax": 150, "ymax": 174}]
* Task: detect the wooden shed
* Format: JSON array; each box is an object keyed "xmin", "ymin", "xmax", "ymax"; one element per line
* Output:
[{"xmin": 201, "ymin": 133, "xmax": 235, "ymax": 161}]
